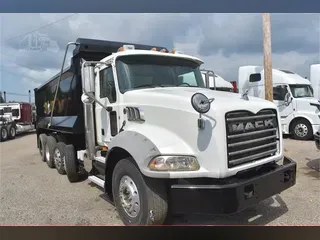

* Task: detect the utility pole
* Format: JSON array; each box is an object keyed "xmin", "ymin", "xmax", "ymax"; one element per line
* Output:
[{"xmin": 262, "ymin": 13, "xmax": 273, "ymax": 101}]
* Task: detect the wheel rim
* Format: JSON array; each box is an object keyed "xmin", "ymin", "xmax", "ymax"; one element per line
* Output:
[
  {"xmin": 1, "ymin": 129, "xmax": 7, "ymax": 139},
  {"xmin": 54, "ymin": 148, "xmax": 63, "ymax": 169},
  {"xmin": 45, "ymin": 144, "xmax": 50, "ymax": 162},
  {"xmin": 294, "ymin": 123, "xmax": 308, "ymax": 138},
  {"xmin": 10, "ymin": 128, "xmax": 15, "ymax": 137},
  {"xmin": 119, "ymin": 175, "xmax": 140, "ymax": 218}
]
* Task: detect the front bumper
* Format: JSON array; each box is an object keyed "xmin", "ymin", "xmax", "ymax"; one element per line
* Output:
[
  {"xmin": 314, "ymin": 131, "xmax": 320, "ymax": 150},
  {"xmin": 169, "ymin": 156, "xmax": 296, "ymax": 215}
]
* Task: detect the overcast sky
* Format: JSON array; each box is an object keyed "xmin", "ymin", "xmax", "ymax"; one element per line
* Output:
[{"xmin": 0, "ymin": 13, "xmax": 319, "ymax": 102}]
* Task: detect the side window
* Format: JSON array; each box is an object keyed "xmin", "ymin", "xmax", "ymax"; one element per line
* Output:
[
  {"xmin": 273, "ymin": 85, "xmax": 288, "ymax": 100},
  {"xmin": 100, "ymin": 67, "xmax": 116, "ymax": 103},
  {"xmin": 249, "ymin": 73, "xmax": 261, "ymax": 82}
]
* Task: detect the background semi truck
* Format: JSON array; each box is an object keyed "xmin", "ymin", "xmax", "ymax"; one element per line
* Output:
[
  {"xmin": 237, "ymin": 65, "xmax": 319, "ymax": 140},
  {"xmin": 0, "ymin": 102, "xmax": 35, "ymax": 142},
  {"xmin": 35, "ymin": 38, "xmax": 296, "ymax": 225}
]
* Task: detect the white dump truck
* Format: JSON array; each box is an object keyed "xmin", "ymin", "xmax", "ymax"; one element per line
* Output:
[
  {"xmin": 237, "ymin": 66, "xmax": 319, "ymax": 140},
  {"xmin": 34, "ymin": 38, "xmax": 297, "ymax": 225}
]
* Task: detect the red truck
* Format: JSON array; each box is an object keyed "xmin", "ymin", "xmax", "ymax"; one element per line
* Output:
[{"xmin": 0, "ymin": 102, "xmax": 35, "ymax": 142}]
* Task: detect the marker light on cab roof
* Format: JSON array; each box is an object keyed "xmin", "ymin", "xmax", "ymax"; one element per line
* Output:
[{"xmin": 117, "ymin": 45, "xmax": 135, "ymax": 52}]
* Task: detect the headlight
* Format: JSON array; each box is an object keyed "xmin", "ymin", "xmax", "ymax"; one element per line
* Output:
[
  {"xmin": 148, "ymin": 156, "xmax": 200, "ymax": 171},
  {"xmin": 191, "ymin": 93, "xmax": 211, "ymax": 114}
]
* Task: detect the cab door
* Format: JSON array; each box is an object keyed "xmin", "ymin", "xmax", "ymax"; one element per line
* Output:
[
  {"xmin": 273, "ymin": 85, "xmax": 294, "ymax": 130},
  {"xmin": 95, "ymin": 65, "xmax": 119, "ymax": 145}
]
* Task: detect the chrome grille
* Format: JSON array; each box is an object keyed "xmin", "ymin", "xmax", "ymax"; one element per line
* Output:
[{"xmin": 225, "ymin": 109, "xmax": 279, "ymax": 168}]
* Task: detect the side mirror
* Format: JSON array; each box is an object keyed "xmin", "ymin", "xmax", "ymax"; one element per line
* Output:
[
  {"xmin": 284, "ymin": 93, "xmax": 292, "ymax": 106},
  {"xmin": 81, "ymin": 93, "xmax": 94, "ymax": 105}
]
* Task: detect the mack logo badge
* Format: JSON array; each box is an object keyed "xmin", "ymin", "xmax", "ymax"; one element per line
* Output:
[{"xmin": 229, "ymin": 119, "xmax": 274, "ymax": 133}]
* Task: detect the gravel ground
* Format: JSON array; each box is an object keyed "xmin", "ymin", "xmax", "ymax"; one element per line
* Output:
[{"xmin": 0, "ymin": 132, "xmax": 319, "ymax": 225}]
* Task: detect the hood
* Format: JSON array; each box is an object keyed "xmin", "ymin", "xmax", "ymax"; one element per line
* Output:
[
  {"xmin": 295, "ymin": 97, "xmax": 319, "ymax": 104},
  {"xmin": 123, "ymin": 87, "xmax": 277, "ymax": 114}
]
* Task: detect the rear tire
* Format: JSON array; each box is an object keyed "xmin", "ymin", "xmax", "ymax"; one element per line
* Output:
[
  {"xmin": 112, "ymin": 158, "xmax": 168, "ymax": 225},
  {"xmin": 54, "ymin": 142, "xmax": 67, "ymax": 175},
  {"xmin": 39, "ymin": 134, "xmax": 47, "ymax": 162},
  {"xmin": 45, "ymin": 135, "xmax": 57, "ymax": 168},
  {"xmin": 8, "ymin": 125, "xmax": 16, "ymax": 139},
  {"xmin": 0, "ymin": 126, "xmax": 8, "ymax": 142},
  {"xmin": 291, "ymin": 119, "xmax": 313, "ymax": 140},
  {"xmin": 64, "ymin": 144, "xmax": 80, "ymax": 182}
]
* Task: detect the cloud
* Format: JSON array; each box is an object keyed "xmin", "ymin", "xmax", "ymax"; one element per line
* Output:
[{"xmin": 0, "ymin": 13, "xmax": 319, "ymax": 95}]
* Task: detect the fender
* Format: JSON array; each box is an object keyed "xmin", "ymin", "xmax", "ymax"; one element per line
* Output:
[
  {"xmin": 290, "ymin": 113, "xmax": 318, "ymax": 127},
  {"xmin": 107, "ymin": 125, "xmax": 194, "ymax": 178}
]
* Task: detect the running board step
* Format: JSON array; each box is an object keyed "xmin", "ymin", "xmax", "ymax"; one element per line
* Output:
[{"xmin": 88, "ymin": 176, "xmax": 105, "ymax": 188}]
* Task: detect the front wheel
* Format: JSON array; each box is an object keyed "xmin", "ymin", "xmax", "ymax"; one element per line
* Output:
[
  {"xmin": 112, "ymin": 158, "xmax": 168, "ymax": 225},
  {"xmin": 291, "ymin": 119, "xmax": 313, "ymax": 140}
]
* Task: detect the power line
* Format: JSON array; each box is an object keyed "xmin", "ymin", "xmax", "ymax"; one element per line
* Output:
[
  {"xmin": 3, "ymin": 91, "xmax": 33, "ymax": 97},
  {"xmin": 1, "ymin": 13, "xmax": 77, "ymax": 44}
]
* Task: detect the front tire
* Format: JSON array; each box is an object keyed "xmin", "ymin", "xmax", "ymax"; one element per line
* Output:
[
  {"xmin": 291, "ymin": 119, "xmax": 313, "ymax": 140},
  {"xmin": 112, "ymin": 158, "xmax": 168, "ymax": 225}
]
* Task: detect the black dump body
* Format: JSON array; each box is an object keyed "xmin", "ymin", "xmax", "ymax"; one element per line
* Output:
[{"xmin": 34, "ymin": 38, "xmax": 168, "ymax": 137}]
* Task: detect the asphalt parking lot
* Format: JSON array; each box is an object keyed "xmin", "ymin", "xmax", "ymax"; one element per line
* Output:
[{"xmin": 0, "ymin": 132, "xmax": 319, "ymax": 225}]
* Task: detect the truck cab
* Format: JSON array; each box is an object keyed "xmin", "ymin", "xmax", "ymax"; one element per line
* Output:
[
  {"xmin": 238, "ymin": 65, "xmax": 320, "ymax": 140},
  {"xmin": 35, "ymin": 39, "xmax": 296, "ymax": 225}
]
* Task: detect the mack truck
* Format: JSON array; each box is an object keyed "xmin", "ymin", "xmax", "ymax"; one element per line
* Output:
[{"xmin": 34, "ymin": 38, "xmax": 297, "ymax": 225}]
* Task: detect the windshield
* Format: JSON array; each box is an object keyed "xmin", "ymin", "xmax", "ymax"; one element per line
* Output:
[
  {"xmin": 289, "ymin": 84, "xmax": 314, "ymax": 98},
  {"xmin": 116, "ymin": 54, "xmax": 205, "ymax": 93},
  {"xmin": 12, "ymin": 109, "xmax": 19, "ymax": 117}
]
